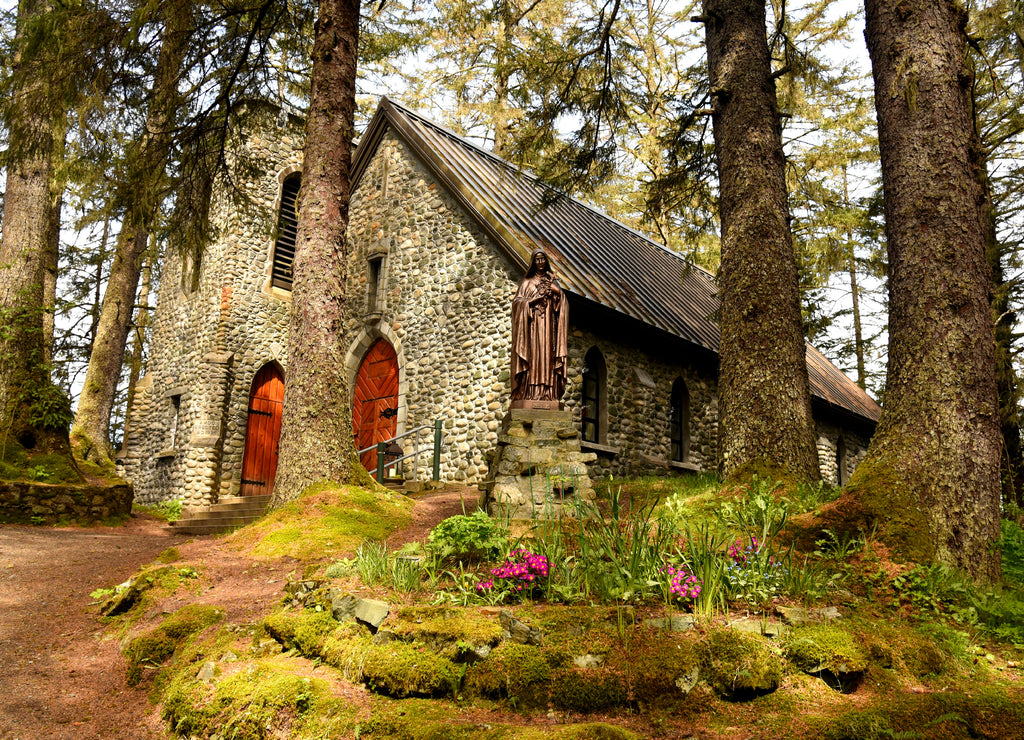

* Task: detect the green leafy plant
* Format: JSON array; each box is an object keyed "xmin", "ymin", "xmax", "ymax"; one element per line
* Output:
[
  {"xmin": 814, "ymin": 528, "xmax": 865, "ymax": 561},
  {"xmin": 427, "ymin": 510, "xmax": 508, "ymax": 563}
]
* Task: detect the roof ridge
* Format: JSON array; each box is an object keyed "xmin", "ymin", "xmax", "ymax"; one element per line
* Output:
[{"xmin": 381, "ymin": 97, "xmax": 718, "ymax": 283}]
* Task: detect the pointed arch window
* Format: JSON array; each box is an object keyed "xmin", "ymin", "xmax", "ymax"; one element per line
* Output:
[
  {"xmin": 581, "ymin": 347, "xmax": 607, "ymax": 444},
  {"xmin": 271, "ymin": 173, "xmax": 301, "ymax": 291},
  {"xmin": 670, "ymin": 377, "xmax": 690, "ymax": 463}
]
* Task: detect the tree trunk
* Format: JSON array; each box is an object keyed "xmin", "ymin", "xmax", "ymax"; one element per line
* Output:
[
  {"xmin": 844, "ymin": 0, "xmax": 1001, "ymax": 581},
  {"xmin": 121, "ymin": 252, "xmax": 152, "ymax": 443},
  {"xmin": 0, "ymin": 0, "xmax": 70, "ymax": 455},
  {"xmin": 701, "ymin": 0, "xmax": 819, "ymax": 481},
  {"xmin": 843, "ymin": 167, "xmax": 867, "ymax": 390},
  {"xmin": 70, "ymin": 0, "xmax": 190, "ymax": 467},
  {"xmin": 271, "ymin": 0, "xmax": 362, "ymax": 506}
]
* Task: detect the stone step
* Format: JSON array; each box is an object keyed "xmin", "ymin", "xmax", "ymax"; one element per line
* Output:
[
  {"xmin": 169, "ymin": 495, "xmax": 270, "ymax": 535},
  {"xmin": 169, "ymin": 518, "xmax": 263, "ymax": 536}
]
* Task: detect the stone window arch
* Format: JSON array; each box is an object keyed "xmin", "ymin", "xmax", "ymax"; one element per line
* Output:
[
  {"xmin": 670, "ymin": 377, "xmax": 690, "ymax": 463},
  {"xmin": 581, "ymin": 347, "xmax": 607, "ymax": 444},
  {"xmin": 271, "ymin": 172, "xmax": 301, "ymax": 291}
]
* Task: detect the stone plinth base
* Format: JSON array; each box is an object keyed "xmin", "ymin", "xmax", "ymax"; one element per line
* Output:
[{"xmin": 481, "ymin": 408, "xmax": 596, "ymax": 519}]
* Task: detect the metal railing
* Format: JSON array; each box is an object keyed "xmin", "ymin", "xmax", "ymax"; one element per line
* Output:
[{"xmin": 358, "ymin": 419, "xmax": 443, "ymax": 482}]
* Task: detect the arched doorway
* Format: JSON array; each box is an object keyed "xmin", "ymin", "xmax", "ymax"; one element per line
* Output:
[
  {"xmin": 239, "ymin": 362, "xmax": 285, "ymax": 496},
  {"xmin": 353, "ymin": 338, "xmax": 399, "ymax": 473}
]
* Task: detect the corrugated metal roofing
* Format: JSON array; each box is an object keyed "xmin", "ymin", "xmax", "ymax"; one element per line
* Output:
[{"xmin": 352, "ymin": 98, "xmax": 881, "ymax": 425}]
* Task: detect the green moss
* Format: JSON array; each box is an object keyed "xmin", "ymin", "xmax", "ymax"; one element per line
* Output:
[
  {"xmin": 228, "ymin": 483, "xmax": 413, "ymax": 561},
  {"xmin": 156, "ymin": 547, "xmax": 181, "ymax": 564},
  {"xmin": 784, "ymin": 625, "xmax": 868, "ymax": 675},
  {"xmin": 811, "ymin": 709, "xmax": 897, "ymax": 740},
  {"xmin": 263, "ymin": 609, "xmax": 343, "ymax": 654},
  {"xmin": 361, "ymin": 641, "xmax": 463, "ymax": 698},
  {"xmin": 163, "ymin": 658, "xmax": 356, "ymax": 739},
  {"xmin": 123, "ymin": 603, "xmax": 223, "ymax": 685},
  {"xmin": 390, "ymin": 606, "xmax": 503, "ymax": 658},
  {"xmin": 840, "ymin": 454, "xmax": 935, "ymax": 563},
  {"xmin": 725, "ymin": 459, "xmax": 803, "ymax": 490},
  {"xmin": 697, "ymin": 627, "xmax": 783, "ymax": 699},
  {"xmin": 552, "ymin": 724, "xmax": 641, "ymax": 739},
  {"xmin": 619, "ymin": 631, "xmax": 700, "ymax": 705},
  {"xmin": 550, "ymin": 666, "xmax": 627, "ymax": 712},
  {"xmin": 464, "ymin": 642, "xmax": 552, "ymax": 706}
]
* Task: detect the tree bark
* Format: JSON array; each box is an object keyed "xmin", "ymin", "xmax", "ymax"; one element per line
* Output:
[
  {"xmin": 271, "ymin": 0, "xmax": 362, "ymax": 506},
  {"xmin": 70, "ymin": 0, "xmax": 190, "ymax": 467},
  {"xmin": 701, "ymin": 0, "xmax": 819, "ymax": 481},
  {"xmin": 844, "ymin": 0, "xmax": 1002, "ymax": 581},
  {"xmin": 0, "ymin": 0, "xmax": 69, "ymax": 454},
  {"xmin": 121, "ymin": 252, "xmax": 152, "ymax": 444}
]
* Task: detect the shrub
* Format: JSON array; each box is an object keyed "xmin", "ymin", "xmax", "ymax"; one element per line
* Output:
[{"xmin": 428, "ymin": 510, "xmax": 508, "ymax": 562}]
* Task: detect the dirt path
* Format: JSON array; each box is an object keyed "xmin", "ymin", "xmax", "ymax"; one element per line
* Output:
[
  {"xmin": 0, "ymin": 487, "xmax": 470, "ymax": 740},
  {"xmin": 0, "ymin": 516, "xmax": 178, "ymax": 739}
]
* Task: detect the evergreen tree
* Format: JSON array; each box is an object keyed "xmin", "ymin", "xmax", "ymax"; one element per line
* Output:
[
  {"xmin": 271, "ymin": 0, "xmax": 362, "ymax": 505},
  {"xmin": 697, "ymin": 0, "xmax": 819, "ymax": 481},
  {"xmin": 843, "ymin": 0, "xmax": 1002, "ymax": 581},
  {"xmin": 71, "ymin": 0, "xmax": 193, "ymax": 468}
]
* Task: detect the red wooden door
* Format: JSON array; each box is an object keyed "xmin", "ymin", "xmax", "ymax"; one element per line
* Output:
[
  {"xmin": 353, "ymin": 339, "xmax": 399, "ymax": 472},
  {"xmin": 240, "ymin": 363, "xmax": 285, "ymax": 496}
]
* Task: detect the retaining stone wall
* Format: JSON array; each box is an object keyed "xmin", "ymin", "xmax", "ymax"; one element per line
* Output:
[{"xmin": 0, "ymin": 481, "xmax": 133, "ymax": 524}]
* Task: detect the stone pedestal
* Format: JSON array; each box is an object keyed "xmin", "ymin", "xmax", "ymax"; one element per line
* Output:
[{"xmin": 481, "ymin": 408, "xmax": 597, "ymax": 519}]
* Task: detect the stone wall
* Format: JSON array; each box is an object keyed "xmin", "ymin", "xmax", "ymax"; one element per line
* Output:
[
  {"xmin": 122, "ymin": 105, "xmax": 875, "ymax": 504},
  {"xmin": 0, "ymin": 481, "xmax": 133, "ymax": 524},
  {"xmin": 814, "ymin": 418, "xmax": 871, "ymax": 487},
  {"xmin": 121, "ymin": 104, "xmax": 302, "ymax": 505},
  {"xmin": 343, "ymin": 132, "xmax": 520, "ymax": 483}
]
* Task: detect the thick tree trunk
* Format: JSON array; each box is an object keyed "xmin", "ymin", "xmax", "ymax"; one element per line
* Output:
[
  {"xmin": 0, "ymin": 0, "xmax": 69, "ymax": 454},
  {"xmin": 271, "ymin": 0, "xmax": 362, "ymax": 506},
  {"xmin": 845, "ymin": 0, "xmax": 1001, "ymax": 581},
  {"xmin": 71, "ymin": 0, "xmax": 189, "ymax": 467},
  {"xmin": 701, "ymin": 0, "xmax": 819, "ymax": 481}
]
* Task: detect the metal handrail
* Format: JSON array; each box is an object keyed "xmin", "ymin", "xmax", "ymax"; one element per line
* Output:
[{"xmin": 358, "ymin": 419, "xmax": 443, "ymax": 482}]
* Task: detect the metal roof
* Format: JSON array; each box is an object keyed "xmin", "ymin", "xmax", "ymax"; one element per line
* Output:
[{"xmin": 352, "ymin": 98, "xmax": 881, "ymax": 425}]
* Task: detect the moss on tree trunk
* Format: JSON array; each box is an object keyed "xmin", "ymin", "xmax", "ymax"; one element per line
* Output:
[
  {"xmin": 701, "ymin": 0, "xmax": 820, "ymax": 482},
  {"xmin": 846, "ymin": 0, "xmax": 1002, "ymax": 581}
]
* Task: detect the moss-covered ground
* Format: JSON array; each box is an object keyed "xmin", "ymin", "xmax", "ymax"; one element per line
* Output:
[{"xmin": 98, "ymin": 478, "xmax": 1024, "ymax": 739}]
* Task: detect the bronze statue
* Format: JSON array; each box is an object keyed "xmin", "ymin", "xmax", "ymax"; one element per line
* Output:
[{"xmin": 511, "ymin": 249, "xmax": 569, "ymax": 407}]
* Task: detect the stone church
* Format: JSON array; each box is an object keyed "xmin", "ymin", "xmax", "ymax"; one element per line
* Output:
[{"xmin": 120, "ymin": 97, "xmax": 881, "ymax": 508}]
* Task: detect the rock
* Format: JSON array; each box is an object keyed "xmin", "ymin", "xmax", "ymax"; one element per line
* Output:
[
  {"xmin": 573, "ymin": 654, "xmax": 604, "ymax": 669},
  {"xmin": 458, "ymin": 642, "xmax": 492, "ymax": 663},
  {"xmin": 731, "ymin": 618, "xmax": 786, "ymax": 639},
  {"xmin": 354, "ymin": 598, "xmax": 390, "ymax": 631},
  {"xmin": 698, "ymin": 627, "xmax": 783, "ymax": 700},
  {"xmin": 331, "ymin": 593, "xmax": 357, "ymax": 622},
  {"xmin": 644, "ymin": 615, "xmax": 695, "ymax": 632},
  {"xmin": 776, "ymin": 606, "xmax": 808, "ymax": 626},
  {"xmin": 500, "ymin": 609, "xmax": 543, "ymax": 645},
  {"xmin": 197, "ymin": 661, "xmax": 216, "ymax": 682},
  {"xmin": 100, "ymin": 582, "xmax": 142, "ymax": 617},
  {"xmin": 372, "ymin": 629, "xmax": 403, "ymax": 645},
  {"xmin": 675, "ymin": 666, "xmax": 700, "ymax": 695}
]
